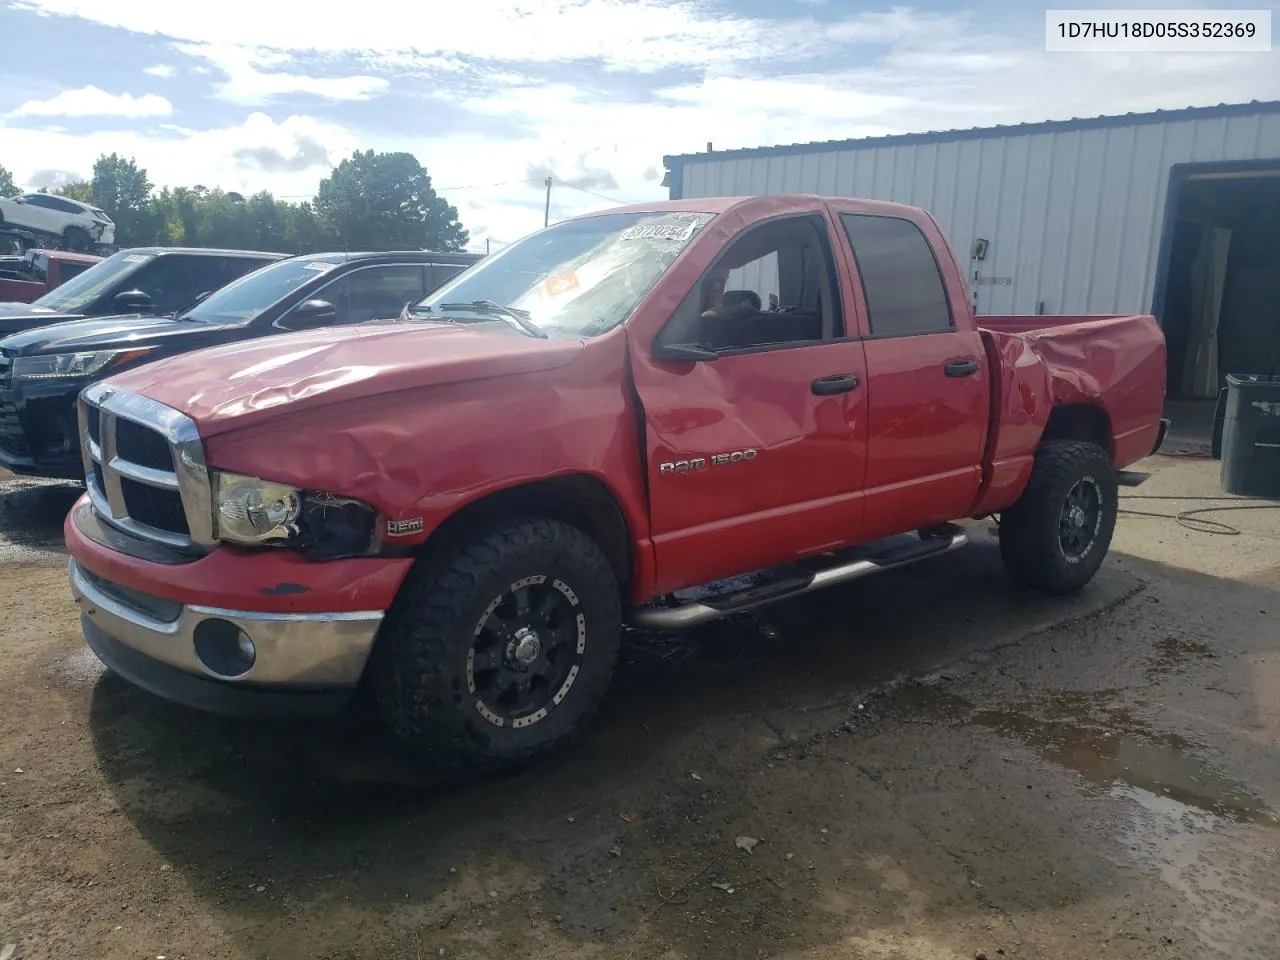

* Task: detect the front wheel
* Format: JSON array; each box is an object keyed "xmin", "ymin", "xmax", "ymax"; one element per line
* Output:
[
  {"xmin": 63, "ymin": 226, "xmax": 91, "ymax": 252},
  {"xmin": 998, "ymin": 439, "xmax": 1118, "ymax": 595},
  {"xmin": 372, "ymin": 518, "xmax": 622, "ymax": 774}
]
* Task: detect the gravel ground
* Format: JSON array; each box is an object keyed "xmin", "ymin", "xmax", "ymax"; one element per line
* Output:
[{"xmin": 1, "ymin": 454, "xmax": 1278, "ymax": 960}]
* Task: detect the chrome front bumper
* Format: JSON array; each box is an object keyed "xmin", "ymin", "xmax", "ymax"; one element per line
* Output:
[{"xmin": 69, "ymin": 559, "xmax": 384, "ymax": 710}]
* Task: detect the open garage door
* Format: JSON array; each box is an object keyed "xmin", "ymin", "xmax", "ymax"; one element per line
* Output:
[{"xmin": 1156, "ymin": 163, "xmax": 1280, "ymax": 402}]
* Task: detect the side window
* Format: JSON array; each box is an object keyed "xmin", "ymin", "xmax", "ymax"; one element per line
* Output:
[
  {"xmin": 840, "ymin": 214, "xmax": 953, "ymax": 337},
  {"xmin": 24, "ymin": 194, "xmax": 58, "ymax": 209},
  {"xmin": 48, "ymin": 197, "xmax": 83, "ymax": 215},
  {"xmin": 660, "ymin": 215, "xmax": 841, "ymax": 353},
  {"xmin": 426, "ymin": 262, "xmax": 466, "ymax": 293},
  {"xmin": 57, "ymin": 262, "xmax": 90, "ymax": 282},
  {"xmin": 326, "ymin": 265, "xmax": 426, "ymax": 324},
  {"xmin": 123, "ymin": 256, "xmax": 242, "ymax": 315}
]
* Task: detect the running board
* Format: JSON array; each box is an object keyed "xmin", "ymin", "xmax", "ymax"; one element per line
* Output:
[{"xmin": 628, "ymin": 525, "xmax": 969, "ymax": 630}]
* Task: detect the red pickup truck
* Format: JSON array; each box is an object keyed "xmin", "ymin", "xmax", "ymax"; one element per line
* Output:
[
  {"xmin": 0, "ymin": 249, "xmax": 102, "ymax": 303},
  {"xmin": 65, "ymin": 195, "xmax": 1168, "ymax": 772}
]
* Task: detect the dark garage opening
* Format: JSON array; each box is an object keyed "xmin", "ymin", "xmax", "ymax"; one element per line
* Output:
[{"xmin": 1158, "ymin": 165, "xmax": 1280, "ymax": 402}]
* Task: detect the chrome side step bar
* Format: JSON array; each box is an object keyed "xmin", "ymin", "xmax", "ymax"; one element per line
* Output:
[{"xmin": 628, "ymin": 525, "xmax": 969, "ymax": 631}]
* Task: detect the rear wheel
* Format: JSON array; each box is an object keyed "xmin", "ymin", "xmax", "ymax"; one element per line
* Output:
[
  {"xmin": 998, "ymin": 439, "xmax": 1117, "ymax": 595},
  {"xmin": 372, "ymin": 518, "xmax": 622, "ymax": 774},
  {"xmin": 63, "ymin": 226, "xmax": 90, "ymax": 252}
]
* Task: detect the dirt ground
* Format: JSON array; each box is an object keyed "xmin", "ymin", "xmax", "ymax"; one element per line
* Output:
[{"xmin": 2, "ymin": 452, "xmax": 1279, "ymax": 960}]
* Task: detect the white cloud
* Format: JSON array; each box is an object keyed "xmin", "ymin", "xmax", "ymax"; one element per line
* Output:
[
  {"xmin": 6, "ymin": 0, "xmax": 872, "ymax": 72},
  {"xmin": 2, "ymin": 112, "xmax": 358, "ymax": 199},
  {"xmin": 7, "ymin": 85, "xmax": 173, "ymax": 119},
  {"xmin": 175, "ymin": 44, "xmax": 389, "ymax": 105},
  {"xmin": 143, "ymin": 64, "xmax": 176, "ymax": 78}
]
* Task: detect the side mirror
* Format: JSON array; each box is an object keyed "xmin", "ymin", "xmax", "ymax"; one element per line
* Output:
[
  {"xmin": 113, "ymin": 289, "xmax": 153, "ymax": 313},
  {"xmin": 280, "ymin": 298, "xmax": 337, "ymax": 330}
]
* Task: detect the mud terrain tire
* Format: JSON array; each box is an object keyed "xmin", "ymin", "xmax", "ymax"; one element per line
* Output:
[
  {"xmin": 998, "ymin": 439, "xmax": 1118, "ymax": 595},
  {"xmin": 372, "ymin": 518, "xmax": 622, "ymax": 774}
]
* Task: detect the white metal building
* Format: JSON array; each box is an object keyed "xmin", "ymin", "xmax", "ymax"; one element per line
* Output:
[{"xmin": 662, "ymin": 101, "xmax": 1280, "ymax": 399}]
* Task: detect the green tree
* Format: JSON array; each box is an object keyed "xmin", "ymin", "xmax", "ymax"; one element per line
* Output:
[
  {"xmin": 56, "ymin": 180, "xmax": 94, "ymax": 203},
  {"xmin": 90, "ymin": 153, "xmax": 159, "ymax": 246},
  {"xmin": 0, "ymin": 165, "xmax": 16, "ymax": 197},
  {"xmin": 315, "ymin": 150, "xmax": 467, "ymax": 251}
]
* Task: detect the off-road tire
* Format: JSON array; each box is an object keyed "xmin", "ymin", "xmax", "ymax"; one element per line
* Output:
[
  {"xmin": 998, "ymin": 439, "xmax": 1117, "ymax": 595},
  {"xmin": 371, "ymin": 518, "xmax": 622, "ymax": 774},
  {"xmin": 63, "ymin": 226, "xmax": 90, "ymax": 252}
]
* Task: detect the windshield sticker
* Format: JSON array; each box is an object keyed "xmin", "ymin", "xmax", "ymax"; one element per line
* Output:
[
  {"xmin": 621, "ymin": 220, "xmax": 701, "ymax": 243},
  {"xmin": 303, "ymin": 262, "xmax": 335, "ymax": 273},
  {"xmin": 537, "ymin": 272, "xmax": 581, "ymax": 299},
  {"xmin": 122, "ymin": 254, "xmax": 153, "ymax": 263}
]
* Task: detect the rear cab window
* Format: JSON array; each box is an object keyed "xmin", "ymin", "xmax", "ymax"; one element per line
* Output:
[{"xmin": 840, "ymin": 213, "xmax": 953, "ymax": 337}]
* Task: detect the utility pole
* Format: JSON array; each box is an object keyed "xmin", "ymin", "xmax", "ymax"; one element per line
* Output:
[
  {"xmin": 544, "ymin": 176, "xmax": 553, "ymax": 227},
  {"xmin": 485, "ymin": 237, "xmax": 491, "ymax": 255}
]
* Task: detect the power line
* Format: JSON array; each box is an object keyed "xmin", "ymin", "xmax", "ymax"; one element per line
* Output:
[{"xmin": 552, "ymin": 180, "xmax": 626, "ymax": 205}]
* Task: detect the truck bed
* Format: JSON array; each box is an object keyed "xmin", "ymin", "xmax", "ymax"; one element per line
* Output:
[
  {"xmin": 978, "ymin": 313, "xmax": 1149, "ymax": 335},
  {"xmin": 972, "ymin": 312, "xmax": 1167, "ymax": 515}
]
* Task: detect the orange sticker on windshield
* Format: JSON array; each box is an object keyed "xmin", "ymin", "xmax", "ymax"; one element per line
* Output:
[{"xmin": 538, "ymin": 272, "xmax": 580, "ymax": 298}]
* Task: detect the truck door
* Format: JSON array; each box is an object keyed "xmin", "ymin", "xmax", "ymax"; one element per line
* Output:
[
  {"xmin": 629, "ymin": 210, "xmax": 870, "ymax": 594},
  {"xmin": 835, "ymin": 211, "xmax": 988, "ymax": 540}
]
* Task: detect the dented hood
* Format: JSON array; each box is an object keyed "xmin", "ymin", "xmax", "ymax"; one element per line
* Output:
[{"xmin": 104, "ymin": 320, "xmax": 584, "ymax": 436}]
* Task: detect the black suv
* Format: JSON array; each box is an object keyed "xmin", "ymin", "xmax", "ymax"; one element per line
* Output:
[
  {"xmin": 0, "ymin": 250, "xmax": 483, "ymax": 478},
  {"xmin": 0, "ymin": 247, "xmax": 286, "ymax": 337}
]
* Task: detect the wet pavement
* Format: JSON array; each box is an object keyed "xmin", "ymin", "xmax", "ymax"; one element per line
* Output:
[{"xmin": 1, "ymin": 458, "xmax": 1280, "ymax": 959}]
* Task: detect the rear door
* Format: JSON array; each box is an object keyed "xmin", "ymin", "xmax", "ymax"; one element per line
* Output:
[
  {"xmin": 16, "ymin": 195, "xmax": 61, "ymax": 233},
  {"xmin": 630, "ymin": 207, "xmax": 870, "ymax": 593},
  {"xmin": 834, "ymin": 209, "xmax": 988, "ymax": 539}
]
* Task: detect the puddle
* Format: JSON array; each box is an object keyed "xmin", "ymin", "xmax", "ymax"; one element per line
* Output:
[
  {"xmin": 970, "ymin": 695, "xmax": 1277, "ymax": 826},
  {"xmin": 897, "ymin": 683, "xmax": 1280, "ymax": 949},
  {"xmin": 894, "ymin": 684, "xmax": 1277, "ymax": 827}
]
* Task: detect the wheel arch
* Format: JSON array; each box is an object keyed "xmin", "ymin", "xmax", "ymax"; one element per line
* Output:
[
  {"xmin": 1042, "ymin": 403, "xmax": 1113, "ymax": 462},
  {"xmin": 414, "ymin": 473, "xmax": 636, "ymax": 591}
]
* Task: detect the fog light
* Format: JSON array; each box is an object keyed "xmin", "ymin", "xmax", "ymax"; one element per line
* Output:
[{"xmin": 193, "ymin": 618, "xmax": 256, "ymax": 679}]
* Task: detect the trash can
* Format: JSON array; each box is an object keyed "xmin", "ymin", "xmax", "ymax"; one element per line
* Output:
[
  {"xmin": 1210, "ymin": 386, "xmax": 1228, "ymax": 460},
  {"xmin": 1220, "ymin": 374, "xmax": 1280, "ymax": 498}
]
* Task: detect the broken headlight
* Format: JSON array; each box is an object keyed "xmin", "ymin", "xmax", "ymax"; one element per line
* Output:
[{"xmin": 212, "ymin": 471, "xmax": 380, "ymax": 559}]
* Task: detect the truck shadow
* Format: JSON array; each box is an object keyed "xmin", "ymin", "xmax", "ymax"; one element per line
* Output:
[{"xmin": 81, "ymin": 538, "xmax": 1280, "ymax": 958}]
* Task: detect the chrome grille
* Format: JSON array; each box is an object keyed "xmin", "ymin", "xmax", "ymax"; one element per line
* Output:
[
  {"xmin": 0, "ymin": 351, "xmax": 29, "ymax": 458},
  {"xmin": 79, "ymin": 384, "xmax": 215, "ymax": 552}
]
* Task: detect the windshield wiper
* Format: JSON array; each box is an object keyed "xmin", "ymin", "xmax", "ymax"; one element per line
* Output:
[{"xmin": 439, "ymin": 300, "xmax": 547, "ymax": 339}]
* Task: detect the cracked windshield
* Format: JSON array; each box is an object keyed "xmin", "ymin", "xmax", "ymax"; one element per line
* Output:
[{"xmin": 411, "ymin": 211, "xmax": 713, "ymax": 338}]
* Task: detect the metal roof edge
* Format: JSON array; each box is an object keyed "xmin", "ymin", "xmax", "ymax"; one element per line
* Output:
[{"xmin": 663, "ymin": 100, "xmax": 1280, "ymax": 167}]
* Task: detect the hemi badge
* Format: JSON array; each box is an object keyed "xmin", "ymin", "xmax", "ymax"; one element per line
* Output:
[{"xmin": 386, "ymin": 517, "xmax": 425, "ymax": 537}]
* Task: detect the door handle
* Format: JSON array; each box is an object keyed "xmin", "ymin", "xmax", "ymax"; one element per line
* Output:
[
  {"xmin": 944, "ymin": 359, "xmax": 980, "ymax": 378},
  {"xmin": 811, "ymin": 374, "xmax": 860, "ymax": 396}
]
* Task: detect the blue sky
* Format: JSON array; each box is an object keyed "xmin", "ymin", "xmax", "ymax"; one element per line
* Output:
[{"xmin": 1, "ymin": 0, "xmax": 1277, "ymax": 251}]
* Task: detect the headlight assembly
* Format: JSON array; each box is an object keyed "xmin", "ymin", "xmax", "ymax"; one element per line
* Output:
[
  {"xmin": 12, "ymin": 348, "xmax": 154, "ymax": 380},
  {"xmin": 212, "ymin": 471, "xmax": 380, "ymax": 559},
  {"xmin": 214, "ymin": 472, "xmax": 302, "ymax": 544}
]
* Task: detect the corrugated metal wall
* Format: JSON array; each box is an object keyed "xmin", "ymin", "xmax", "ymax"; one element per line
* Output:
[{"xmin": 674, "ymin": 110, "xmax": 1280, "ymax": 316}]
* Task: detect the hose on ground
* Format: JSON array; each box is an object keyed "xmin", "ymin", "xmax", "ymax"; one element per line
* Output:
[{"xmin": 1118, "ymin": 494, "xmax": 1280, "ymax": 536}]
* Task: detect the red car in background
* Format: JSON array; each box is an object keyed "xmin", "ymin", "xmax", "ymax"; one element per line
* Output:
[{"xmin": 0, "ymin": 248, "xmax": 102, "ymax": 303}]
